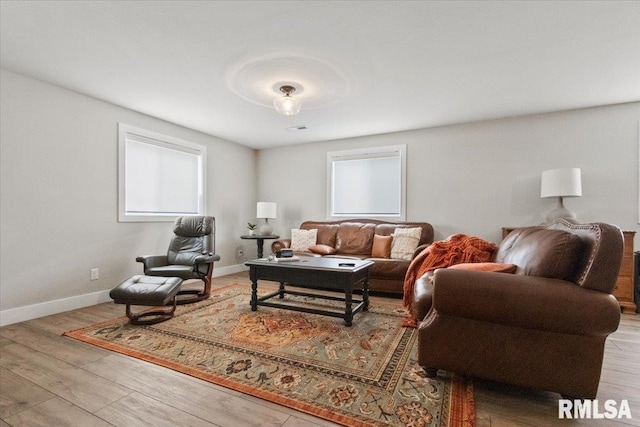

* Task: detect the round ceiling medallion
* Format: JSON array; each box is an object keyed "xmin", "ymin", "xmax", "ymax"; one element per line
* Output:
[{"xmin": 226, "ymin": 53, "xmax": 354, "ymax": 110}]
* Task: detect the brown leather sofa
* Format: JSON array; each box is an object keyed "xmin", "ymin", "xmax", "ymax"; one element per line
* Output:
[
  {"xmin": 411, "ymin": 219, "xmax": 623, "ymax": 399},
  {"xmin": 272, "ymin": 219, "xmax": 434, "ymax": 294}
]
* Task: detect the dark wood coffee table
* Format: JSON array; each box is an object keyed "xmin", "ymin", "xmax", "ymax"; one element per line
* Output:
[{"xmin": 245, "ymin": 257, "xmax": 374, "ymax": 326}]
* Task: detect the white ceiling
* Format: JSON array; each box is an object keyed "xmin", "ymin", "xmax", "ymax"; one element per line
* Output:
[{"xmin": 1, "ymin": 1, "xmax": 639, "ymax": 149}]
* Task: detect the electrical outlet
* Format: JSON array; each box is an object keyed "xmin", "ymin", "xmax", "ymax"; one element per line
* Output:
[{"xmin": 90, "ymin": 268, "xmax": 99, "ymax": 280}]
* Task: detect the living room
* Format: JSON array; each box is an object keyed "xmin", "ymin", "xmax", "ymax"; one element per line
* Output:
[{"xmin": 1, "ymin": 1, "xmax": 639, "ymax": 426}]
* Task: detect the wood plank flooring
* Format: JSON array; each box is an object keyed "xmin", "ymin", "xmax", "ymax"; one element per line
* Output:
[{"xmin": 1, "ymin": 272, "xmax": 639, "ymax": 426}]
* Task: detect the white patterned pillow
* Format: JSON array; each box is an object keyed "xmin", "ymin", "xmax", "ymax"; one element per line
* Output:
[
  {"xmin": 290, "ymin": 229, "xmax": 318, "ymax": 252},
  {"xmin": 390, "ymin": 227, "xmax": 422, "ymax": 260}
]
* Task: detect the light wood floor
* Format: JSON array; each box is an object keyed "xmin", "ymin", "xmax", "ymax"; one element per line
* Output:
[{"xmin": 1, "ymin": 272, "xmax": 639, "ymax": 427}]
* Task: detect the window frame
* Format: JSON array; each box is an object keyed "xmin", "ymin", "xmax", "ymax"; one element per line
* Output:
[
  {"xmin": 118, "ymin": 123, "xmax": 206, "ymax": 222},
  {"xmin": 327, "ymin": 144, "xmax": 407, "ymax": 221}
]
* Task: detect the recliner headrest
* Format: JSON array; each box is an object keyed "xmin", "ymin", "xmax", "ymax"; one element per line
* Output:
[{"xmin": 173, "ymin": 216, "xmax": 214, "ymax": 237}]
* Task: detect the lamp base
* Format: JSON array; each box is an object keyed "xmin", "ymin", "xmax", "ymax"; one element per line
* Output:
[
  {"xmin": 544, "ymin": 197, "xmax": 577, "ymax": 223},
  {"xmin": 259, "ymin": 222, "xmax": 273, "ymax": 236}
]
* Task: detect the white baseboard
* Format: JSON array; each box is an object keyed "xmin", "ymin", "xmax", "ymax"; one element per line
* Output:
[
  {"xmin": 0, "ymin": 264, "xmax": 249, "ymax": 327},
  {"xmin": 0, "ymin": 289, "xmax": 113, "ymax": 327}
]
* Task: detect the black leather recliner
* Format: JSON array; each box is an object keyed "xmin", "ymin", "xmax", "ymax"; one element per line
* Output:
[{"xmin": 136, "ymin": 216, "xmax": 220, "ymax": 304}]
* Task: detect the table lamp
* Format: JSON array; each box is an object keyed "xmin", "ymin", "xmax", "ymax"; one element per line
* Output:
[
  {"xmin": 256, "ymin": 202, "xmax": 277, "ymax": 235},
  {"xmin": 540, "ymin": 168, "xmax": 582, "ymax": 222}
]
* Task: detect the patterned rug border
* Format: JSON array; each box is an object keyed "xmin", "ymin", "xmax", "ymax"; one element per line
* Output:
[{"xmin": 63, "ymin": 283, "xmax": 474, "ymax": 427}]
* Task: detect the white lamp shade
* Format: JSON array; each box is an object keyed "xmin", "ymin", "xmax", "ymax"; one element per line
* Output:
[
  {"xmin": 273, "ymin": 95, "xmax": 302, "ymax": 116},
  {"xmin": 256, "ymin": 202, "xmax": 277, "ymax": 219},
  {"xmin": 541, "ymin": 168, "xmax": 582, "ymax": 198}
]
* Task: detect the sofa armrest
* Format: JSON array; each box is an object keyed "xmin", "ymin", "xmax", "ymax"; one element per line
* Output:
[
  {"xmin": 412, "ymin": 271, "xmax": 435, "ymax": 322},
  {"xmin": 429, "ymin": 268, "xmax": 620, "ymax": 336},
  {"xmin": 271, "ymin": 239, "xmax": 291, "ymax": 253},
  {"xmin": 412, "ymin": 243, "xmax": 430, "ymax": 259}
]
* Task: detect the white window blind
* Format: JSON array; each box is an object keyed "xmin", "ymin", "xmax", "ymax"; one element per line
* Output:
[
  {"xmin": 118, "ymin": 123, "xmax": 205, "ymax": 222},
  {"xmin": 328, "ymin": 145, "xmax": 406, "ymax": 220}
]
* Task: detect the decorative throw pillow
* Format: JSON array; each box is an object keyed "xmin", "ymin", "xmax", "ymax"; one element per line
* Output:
[
  {"xmin": 371, "ymin": 235, "xmax": 392, "ymax": 258},
  {"xmin": 290, "ymin": 228, "xmax": 318, "ymax": 252},
  {"xmin": 309, "ymin": 244, "xmax": 337, "ymax": 255},
  {"xmin": 390, "ymin": 227, "xmax": 422, "ymax": 260},
  {"xmin": 448, "ymin": 262, "xmax": 517, "ymax": 273}
]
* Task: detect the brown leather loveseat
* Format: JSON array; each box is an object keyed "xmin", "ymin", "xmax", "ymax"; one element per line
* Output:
[
  {"xmin": 411, "ymin": 219, "xmax": 623, "ymax": 399},
  {"xmin": 272, "ymin": 219, "xmax": 433, "ymax": 294}
]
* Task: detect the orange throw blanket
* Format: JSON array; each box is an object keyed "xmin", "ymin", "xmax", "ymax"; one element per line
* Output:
[{"xmin": 403, "ymin": 234, "xmax": 497, "ymax": 325}]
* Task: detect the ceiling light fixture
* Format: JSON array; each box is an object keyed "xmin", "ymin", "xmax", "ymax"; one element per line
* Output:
[{"xmin": 273, "ymin": 85, "xmax": 302, "ymax": 116}]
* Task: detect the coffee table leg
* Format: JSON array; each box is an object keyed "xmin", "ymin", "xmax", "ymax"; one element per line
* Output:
[
  {"xmin": 278, "ymin": 282, "xmax": 285, "ymax": 299},
  {"xmin": 250, "ymin": 278, "xmax": 258, "ymax": 311},
  {"xmin": 363, "ymin": 280, "xmax": 370, "ymax": 311},
  {"xmin": 344, "ymin": 291, "xmax": 353, "ymax": 327}
]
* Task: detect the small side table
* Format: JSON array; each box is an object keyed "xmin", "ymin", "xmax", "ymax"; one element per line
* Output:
[{"xmin": 241, "ymin": 234, "xmax": 280, "ymax": 259}]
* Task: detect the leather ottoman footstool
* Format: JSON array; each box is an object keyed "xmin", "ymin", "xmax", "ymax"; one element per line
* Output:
[{"xmin": 110, "ymin": 275, "xmax": 183, "ymax": 325}]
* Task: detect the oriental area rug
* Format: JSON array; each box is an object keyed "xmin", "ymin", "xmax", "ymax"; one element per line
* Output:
[{"xmin": 64, "ymin": 284, "xmax": 474, "ymax": 427}]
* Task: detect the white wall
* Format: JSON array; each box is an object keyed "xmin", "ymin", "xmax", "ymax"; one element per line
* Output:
[
  {"xmin": 0, "ymin": 70, "xmax": 256, "ymax": 325},
  {"xmin": 2, "ymin": 68, "xmax": 638, "ymax": 326},
  {"xmin": 258, "ymin": 102, "xmax": 640, "ymax": 245}
]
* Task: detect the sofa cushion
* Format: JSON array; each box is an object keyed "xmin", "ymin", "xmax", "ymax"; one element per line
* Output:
[
  {"xmin": 325, "ymin": 254, "xmax": 368, "ymax": 260},
  {"xmin": 495, "ymin": 227, "xmax": 584, "ymax": 281},
  {"xmin": 391, "ymin": 227, "xmax": 422, "ymax": 260},
  {"xmin": 302, "ymin": 223, "xmax": 339, "ymax": 247},
  {"xmin": 309, "ymin": 244, "xmax": 337, "ymax": 255},
  {"xmin": 370, "ymin": 258, "xmax": 411, "ymax": 279},
  {"xmin": 335, "ymin": 223, "xmax": 375, "ymax": 254},
  {"xmin": 291, "ymin": 228, "xmax": 318, "ymax": 252},
  {"xmin": 372, "ymin": 234, "xmax": 392, "ymax": 258}
]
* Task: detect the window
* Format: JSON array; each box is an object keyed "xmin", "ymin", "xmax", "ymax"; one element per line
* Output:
[
  {"xmin": 118, "ymin": 123, "xmax": 206, "ymax": 222},
  {"xmin": 327, "ymin": 145, "xmax": 406, "ymax": 220}
]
